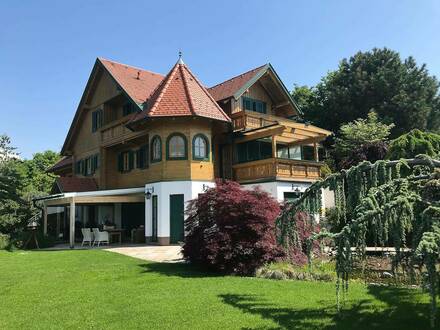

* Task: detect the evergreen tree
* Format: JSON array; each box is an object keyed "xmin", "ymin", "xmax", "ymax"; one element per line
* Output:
[{"xmin": 293, "ymin": 48, "xmax": 440, "ymax": 137}]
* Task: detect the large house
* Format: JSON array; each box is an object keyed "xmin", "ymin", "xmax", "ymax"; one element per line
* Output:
[{"xmin": 42, "ymin": 56, "xmax": 331, "ymax": 247}]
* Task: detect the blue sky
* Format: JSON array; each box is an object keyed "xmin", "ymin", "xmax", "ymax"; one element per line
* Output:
[{"xmin": 1, "ymin": 0, "xmax": 440, "ymax": 159}]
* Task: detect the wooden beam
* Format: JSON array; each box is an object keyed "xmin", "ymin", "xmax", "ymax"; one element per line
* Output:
[
  {"xmin": 69, "ymin": 198, "xmax": 75, "ymax": 249},
  {"xmin": 234, "ymin": 125, "xmax": 286, "ymax": 144},
  {"xmin": 273, "ymin": 101, "xmax": 290, "ymax": 110},
  {"xmin": 314, "ymin": 143, "xmax": 319, "ymax": 161},
  {"xmin": 75, "ymin": 195, "xmax": 145, "ymax": 204},
  {"xmin": 43, "ymin": 205, "xmax": 47, "ymax": 236},
  {"xmin": 272, "ymin": 135, "xmax": 277, "ymax": 158},
  {"xmin": 292, "ymin": 128, "xmax": 321, "ymax": 138},
  {"xmin": 277, "ymin": 120, "xmax": 331, "ymax": 136},
  {"xmin": 287, "ymin": 136, "xmax": 325, "ymax": 146},
  {"xmin": 45, "ymin": 197, "xmax": 72, "ymax": 206}
]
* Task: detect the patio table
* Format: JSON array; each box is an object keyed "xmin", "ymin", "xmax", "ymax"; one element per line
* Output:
[{"xmin": 106, "ymin": 228, "xmax": 124, "ymax": 244}]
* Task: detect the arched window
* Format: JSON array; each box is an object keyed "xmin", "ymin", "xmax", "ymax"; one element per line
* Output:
[
  {"xmin": 192, "ymin": 134, "xmax": 209, "ymax": 160},
  {"xmin": 166, "ymin": 133, "xmax": 187, "ymax": 160},
  {"xmin": 150, "ymin": 135, "xmax": 162, "ymax": 162}
]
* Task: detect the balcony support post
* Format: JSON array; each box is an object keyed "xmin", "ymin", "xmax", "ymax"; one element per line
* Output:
[
  {"xmin": 313, "ymin": 143, "xmax": 319, "ymax": 161},
  {"xmin": 272, "ymin": 136, "xmax": 277, "ymax": 158}
]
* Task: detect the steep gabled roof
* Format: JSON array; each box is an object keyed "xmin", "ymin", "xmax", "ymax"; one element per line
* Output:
[
  {"xmin": 207, "ymin": 64, "xmax": 267, "ymax": 101},
  {"xmin": 129, "ymin": 60, "xmax": 230, "ymax": 125},
  {"xmin": 99, "ymin": 58, "xmax": 164, "ymax": 105},
  {"xmin": 208, "ymin": 63, "xmax": 302, "ymax": 116},
  {"xmin": 47, "ymin": 156, "xmax": 72, "ymax": 173},
  {"xmin": 61, "ymin": 58, "xmax": 165, "ymax": 154},
  {"xmin": 54, "ymin": 177, "xmax": 98, "ymax": 193}
]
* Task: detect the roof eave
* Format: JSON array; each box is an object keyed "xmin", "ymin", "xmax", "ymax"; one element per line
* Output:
[
  {"xmin": 61, "ymin": 58, "xmax": 146, "ymax": 155},
  {"xmin": 126, "ymin": 114, "xmax": 230, "ymax": 131}
]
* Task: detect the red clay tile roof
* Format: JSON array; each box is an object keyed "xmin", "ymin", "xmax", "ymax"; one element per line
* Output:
[
  {"xmin": 130, "ymin": 61, "xmax": 230, "ymax": 124},
  {"xmin": 56, "ymin": 177, "xmax": 98, "ymax": 193},
  {"xmin": 47, "ymin": 156, "xmax": 72, "ymax": 172},
  {"xmin": 99, "ymin": 58, "xmax": 164, "ymax": 104},
  {"xmin": 207, "ymin": 64, "xmax": 266, "ymax": 101}
]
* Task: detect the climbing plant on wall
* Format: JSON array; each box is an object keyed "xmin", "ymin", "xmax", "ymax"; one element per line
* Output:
[{"xmin": 276, "ymin": 155, "xmax": 440, "ymax": 328}]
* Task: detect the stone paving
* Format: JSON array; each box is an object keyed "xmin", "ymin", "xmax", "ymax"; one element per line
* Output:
[
  {"xmin": 41, "ymin": 244, "xmax": 183, "ymax": 263},
  {"xmin": 104, "ymin": 245, "xmax": 183, "ymax": 263}
]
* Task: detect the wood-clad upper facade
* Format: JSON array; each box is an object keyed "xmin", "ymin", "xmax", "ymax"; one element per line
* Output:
[{"xmin": 49, "ymin": 58, "xmax": 331, "ymax": 191}]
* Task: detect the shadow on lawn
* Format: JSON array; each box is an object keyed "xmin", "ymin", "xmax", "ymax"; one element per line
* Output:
[
  {"xmin": 138, "ymin": 262, "xmax": 222, "ymax": 278},
  {"xmin": 219, "ymin": 286, "xmax": 435, "ymax": 330}
]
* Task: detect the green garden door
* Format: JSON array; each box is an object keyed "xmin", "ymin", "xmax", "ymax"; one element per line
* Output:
[{"xmin": 169, "ymin": 194, "xmax": 184, "ymax": 243}]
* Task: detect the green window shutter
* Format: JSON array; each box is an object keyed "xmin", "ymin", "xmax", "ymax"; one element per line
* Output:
[
  {"xmin": 256, "ymin": 102, "xmax": 262, "ymax": 113},
  {"xmin": 136, "ymin": 149, "xmax": 142, "ymax": 169},
  {"xmin": 243, "ymin": 97, "xmax": 252, "ymax": 110},
  {"xmin": 144, "ymin": 144, "xmax": 149, "ymax": 168},
  {"xmin": 117, "ymin": 153, "xmax": 123, "ymax": 172},
  {"xmin": 262, "ymin": 102, "xmax": 267, "ymax": 114},
  {"xmin": 91, "ymin": 154, "xmax": 98, "ymax": 173},
  {"xmin": 97, "ymin": 110, "xmax": 102, "ymax": 129},
  {"xmin": 129, "ymin": 151, "xmax": 134, "ymax": 170},
  {"xmin": 92, "ymin": 112, "xmax": 97, "ymax": 132},
  {"xmin": 80, "ymin": 160, "xmax": 86, "ymax": 175}
]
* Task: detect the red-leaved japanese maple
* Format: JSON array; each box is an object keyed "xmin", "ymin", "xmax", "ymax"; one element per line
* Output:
[{"xmin": 182, "ymin": 180, "xmax": 284, "ymax": 275}]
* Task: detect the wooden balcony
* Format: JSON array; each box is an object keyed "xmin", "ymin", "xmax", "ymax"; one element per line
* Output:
[
  {"xmin": 233, "ymin": 158, "xmax": 322, "ymax": 183},
  {"xmin": 232, "ymin": 111, "xmax": 278, "ymax": 131},
  {"xmin": 231, "ymin": 110, "xmax": 331, "ymax": 145},
  {"xmin": 100, "ymin": 118, "xmax": 146, "ymax": 147}
]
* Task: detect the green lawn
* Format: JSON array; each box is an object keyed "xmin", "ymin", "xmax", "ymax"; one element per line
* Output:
[{"xmin": 0, "ymin": 250, "xmax": 435, "ymax": 330}]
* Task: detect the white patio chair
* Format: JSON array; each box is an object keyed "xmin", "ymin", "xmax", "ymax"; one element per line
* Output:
[
  {"xmin": 81, "ymin": 228, "xmax": 93, "ymax": 247},
  {"xmin": 92, "ymin": 228, "xmax": 109, "ymax": 247}
]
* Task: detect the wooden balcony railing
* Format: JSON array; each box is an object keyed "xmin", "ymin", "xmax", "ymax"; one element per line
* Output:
[
  {"xmin": 100, "ymin": 118, "xmax": 145, "ymax": 147},
  {"xmin": 233, "ymin": 158, "xmax": 322, "ymax": 183},
  {"xmin": 232, "ymin": 111, "xmax": 278, "ymax": 130}
]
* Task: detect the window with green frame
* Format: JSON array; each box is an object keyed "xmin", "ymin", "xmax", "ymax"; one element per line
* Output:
[
  {"xmin": 235, "ymin": 139, "xmax": 272, "ymax": 163},
  {"xmin": 118, "ymin": 151, "xmax": 134, "ymax": 172},
  {"xmin": 192, "ymin": 134, "xmax": 209, "ymax": 160},
  {"xmin": 166, "ymin": 133, "xmax": 187, "ymax": 160},
  {"xmin": 75, "ymin": 159, "xmax": 85, "ymax": 175},
  {"xmin": 150, "ymin": 135, "xmax": 162, "ymax": 163},
  {"xmin": 92, "ymin": 109, "xmax": 103, "ymax": 132},
  {"xmin": 242, "ymin": 96, "xmax": 267, "ymax": 114},
  {"xmin": 302, "ymin": 145, "xmax": 315, "ymax": 161},
  {"xmin": 136, "ymin": 145, "xmax": 149, "ymax": 169}
]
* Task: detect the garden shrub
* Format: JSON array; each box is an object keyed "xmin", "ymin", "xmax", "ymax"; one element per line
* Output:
[
  {"xmin": 182, "ymin": 180, "xmax": 284, "ymax": 275},
  {"xmin": 256, "ymin": 261, "xmax": 335, "ymax": 282},
  {"xmin": 387, "ymin": 129, "xmax": 440, "ymax": 160},
  {"xmin": 13, "ymin": 230, "xmax": 56, "ymax": 249},
  {"xmin": 339, "ymin": 141, "xmax": 388, "ymax": 169},
  {"xmin": 0, "ymin": 233, "xmax": 10, "ymax": 249},
  {"xmin": 280, "ymin": 210, "xmax": 324, "ymax": 266}
]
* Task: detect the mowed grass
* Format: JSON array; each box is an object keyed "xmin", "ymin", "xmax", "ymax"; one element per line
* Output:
[{"xmin": 0, "ymin": 250, "xmax": 435, "ymax": 330}]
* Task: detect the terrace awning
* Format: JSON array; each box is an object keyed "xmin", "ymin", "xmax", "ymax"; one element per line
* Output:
[{"xmin": 35, "ymin": 187, "xmax": 145, "ymax": 249}]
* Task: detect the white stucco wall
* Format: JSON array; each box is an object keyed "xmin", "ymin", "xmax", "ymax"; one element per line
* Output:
[
  {"xmin": 143, "ymin": 180, "xmax": 334, "ymax": 242},
  {"xmin": 242, "ymin": 181, "xmax": 311, "ymax": 202},
  {"xmin": 144, "ymin": 180, "xmax": 214, "ymax": 239}
]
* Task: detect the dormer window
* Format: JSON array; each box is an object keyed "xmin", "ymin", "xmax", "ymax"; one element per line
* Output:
[{"xmin": 242, "ymin": 97, "xmax": 267, "ymax": 114}]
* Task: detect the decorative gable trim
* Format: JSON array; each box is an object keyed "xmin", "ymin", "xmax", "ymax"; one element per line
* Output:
[{"xmin": 232, "ymin": 63, "xmax": 303, "ymax": 116}]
